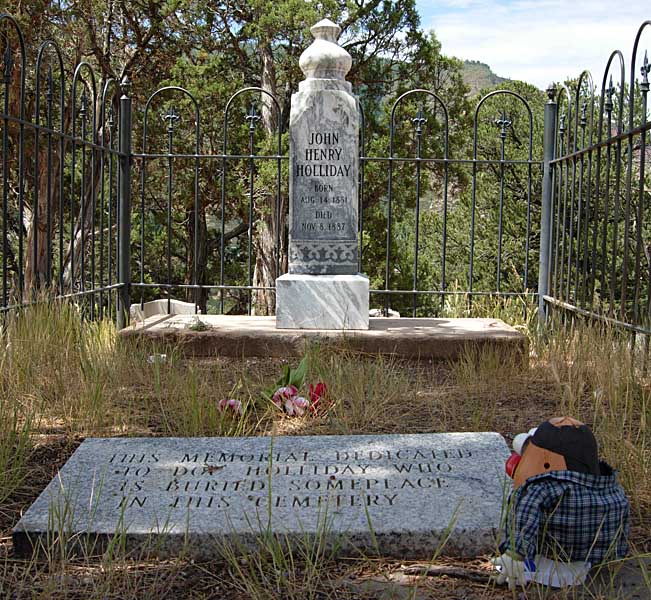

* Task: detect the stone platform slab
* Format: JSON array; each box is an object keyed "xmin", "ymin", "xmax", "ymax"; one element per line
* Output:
[
  {"xmin": 119, "ymin": 315, "xmax": 527, "ymax": 360},
  {"xmin": 13, "ymin": 433, "xmax": 510, "ymax": 560}
]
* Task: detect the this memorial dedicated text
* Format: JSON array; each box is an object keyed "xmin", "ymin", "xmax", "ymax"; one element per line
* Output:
[{"xmin": 110, "ymin": 447, "xmax": 472, "ymax": 512}]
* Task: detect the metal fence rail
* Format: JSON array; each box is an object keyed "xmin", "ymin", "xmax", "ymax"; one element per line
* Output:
[
  {"xmin": 128, "ymin": 82, "xmax": 541, "ymax": 319},
  {"xmin": 131, "ymin": 86, "xmax": 285, "ymax": 318},
  {"xmin": 363, "ymin": 88, "xmax": 539, "ymax": 317}
]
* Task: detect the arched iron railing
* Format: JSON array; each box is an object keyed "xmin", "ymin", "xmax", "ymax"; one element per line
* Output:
[{"xmin": 544, "ymin": 21, "xmax": 651, "ymax": 337}]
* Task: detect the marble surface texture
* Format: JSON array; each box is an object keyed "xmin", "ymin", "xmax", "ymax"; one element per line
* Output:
[
  {"xmin": 13, "ymin": 433, "xmax": 510, "ymax": 559},
  {"xmin": 276, "ymin": 273, "xmax": 369, "ymax": 330}
]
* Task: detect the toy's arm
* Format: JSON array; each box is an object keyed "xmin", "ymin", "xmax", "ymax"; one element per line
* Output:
[
  {"xmin": 500, "ymin": 482, "xmax": 551, "ymax": 560},
  {"xmin": 494, "ymin": 482, "xmax": 554, "ymax": 588}
]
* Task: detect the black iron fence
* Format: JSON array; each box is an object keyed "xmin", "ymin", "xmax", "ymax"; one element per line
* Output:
[
  {"xmin": 133, "ymin": 86, "xmax": 285, "ymax": 320},
  {"xmin": 1, "ymin": 11, "xmax": 649, "ymax": 333},
  {"xmin": 1, "ymin": 14, "xmax": 123, "ymax": 322},
  {"xmin": 364, "ymin": 88, "xmax": 539, "ymax": 317},
  {"xmin": 539, "ymin": 20, "xmax": 651, "ymax": 336}
]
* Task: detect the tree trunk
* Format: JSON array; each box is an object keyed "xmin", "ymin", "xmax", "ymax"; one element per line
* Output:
[
  {"xmin": 252, "ymin": 41, "xmax": 287, "ymax": 315},
  {"xmin": 260, "ymin": 43, "xmax": 277, "ymax": 133},
  {"xmin": 60, "ymin": 158, "xmax": 105, "ymax": 293},
  {"xmin": 23, "ymin": 136, "xmax": 68, "ymax": 297},
  {"xmin": 185, "ymin": 199, "xmax": 208, "ymax": 314},
  {"xmin": 60, "ymin": 107, "xmax": 112, "ymax": 297}
]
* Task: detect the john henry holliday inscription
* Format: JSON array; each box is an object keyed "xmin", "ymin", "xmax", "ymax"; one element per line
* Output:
[
  {"xmin": 295, "ymin": 132, "xmax": 352, "ymax": 238},
  {"xmin": 13, "ymin": 433, "xmax": 510, "ymax": 559}
]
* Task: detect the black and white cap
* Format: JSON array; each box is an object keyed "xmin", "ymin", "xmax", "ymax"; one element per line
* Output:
[{"xmin": 530, "ymin": 421, "xmax": 600, "ymax": 475}]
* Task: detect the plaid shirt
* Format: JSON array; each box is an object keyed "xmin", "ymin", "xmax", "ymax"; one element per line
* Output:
[{"xmin": 500, "ymin": 462, "xmax": 630, "ymax": 564}]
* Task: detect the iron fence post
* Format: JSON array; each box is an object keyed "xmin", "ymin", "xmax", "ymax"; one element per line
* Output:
[
  {"xmin": 538, "ymin": 84, "xmax": 558, "ymax": 327},
  {"xmin": 117, "ymin": 84, "xmax": 132, "ymax": 329}
]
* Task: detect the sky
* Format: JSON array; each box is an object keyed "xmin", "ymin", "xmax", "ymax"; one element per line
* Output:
[{"xmin": 416, "ymin": 1, "xmax": 649, "ymax": 89}]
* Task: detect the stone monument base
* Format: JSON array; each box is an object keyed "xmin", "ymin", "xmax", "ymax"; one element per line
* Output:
[{"xmin": 276, "ymin": 273, "xmax": 369, "ymax": 330}]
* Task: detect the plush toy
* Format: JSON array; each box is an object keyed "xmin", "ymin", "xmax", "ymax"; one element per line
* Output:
[{"xmin": 494, "ymin": 417, "xmax": 630, "ymax": 589}]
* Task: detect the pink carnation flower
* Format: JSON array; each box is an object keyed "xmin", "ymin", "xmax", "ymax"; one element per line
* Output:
[
  {"xmin": 309, "ymin": 382, "xmax": 328, "ymax": 414},
  {"xmin": 218, "ymin": 398, "xmax": 243, "ymax": 415},
  {"xmin": 285, "ymin": 395, "xmax": 309, "ymax": 417},
  {"xmin": 272, "ymin": 385, "xmax": 298, "ymax": 407}
]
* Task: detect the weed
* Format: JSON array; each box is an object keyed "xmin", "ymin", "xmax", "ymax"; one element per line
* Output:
[{"xmin": 188, "ymin": 317, "xmax": 209, "ymax": 332}]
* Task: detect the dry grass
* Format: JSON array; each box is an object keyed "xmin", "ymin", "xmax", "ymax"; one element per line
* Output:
[{"xmin": 0, "ymin": 301, "xmax": 649, "ymax": 599}]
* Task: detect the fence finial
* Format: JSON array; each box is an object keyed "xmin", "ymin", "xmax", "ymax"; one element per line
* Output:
[
  {"xmin": 495, "ymin": 111, "xmax": 512, "ymax": 139},
  {"xmin": 411, "ymin": 105, "xmax": 427, "ymax": 136},
  {"xmin": 580, "ymin": 99, "xmax": 588, "ymax": 127},
  {"xmin": 245, "ymin": 100, "xmax": 261, "ymax": 131},
  {"xmin": 120, "ymin": 75, "xmax": 131, "ymax": 99},
  {"xmin": 162, "ymin": 106, "xmax": 180, "ymax": 133},
  {"xmin": 641, "ymin": 50, "xmax": 650, "ymax": 92},
  {"xmin": 605, "ymin": 76, "xmax": 615, "ymax": 113},
  {"xmin": 80, "ymin": 89, "xmax": 88, "ymax": 118},
  {"xmin": 2, "ymin": 43, "xmax": 13, "ymax": 84}
]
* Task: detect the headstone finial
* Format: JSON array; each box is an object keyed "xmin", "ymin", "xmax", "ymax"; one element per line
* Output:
[
  {"xmin": 299, "ymin": 18, "xmax": 352, "ymax": 82},
  {"xmin": 311, "ymin": 18, "xmax": 341, "ymax": 42}
]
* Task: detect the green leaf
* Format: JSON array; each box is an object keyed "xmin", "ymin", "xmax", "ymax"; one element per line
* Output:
[
  {"xmin": 288, "ymin": 355, "xmax": 309, "ymax": 389},
  {"xmin": 276, "ymin": 364, "xmax": 291, "ymax": 388}
]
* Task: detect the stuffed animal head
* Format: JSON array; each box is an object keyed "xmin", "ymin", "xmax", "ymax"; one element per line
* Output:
[{"xmin": 506, "ymin": 417, "xmax": 600, "ymax": 488}]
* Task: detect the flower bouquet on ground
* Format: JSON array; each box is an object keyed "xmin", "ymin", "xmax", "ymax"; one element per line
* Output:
[{"xmin": 263, "ymin": 356, "xmax": 331, "ymax": 417}]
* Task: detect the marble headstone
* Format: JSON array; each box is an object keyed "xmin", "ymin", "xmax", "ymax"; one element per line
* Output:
[
  {"xmin": 276, "ymin": 18, "xmax": 369, "ymax": 329},
  {"xmin": 288, "ymin": 19, "xmax": 359, "ymax": 275},
  {"xmin": 13, "ymin": 432, "xmax": 510, "ymax": 559}
]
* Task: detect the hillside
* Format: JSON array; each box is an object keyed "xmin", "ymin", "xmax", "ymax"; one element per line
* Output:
[{"xmin": 462, "ymin": 60, "xmax": 508, "ymax": 95}]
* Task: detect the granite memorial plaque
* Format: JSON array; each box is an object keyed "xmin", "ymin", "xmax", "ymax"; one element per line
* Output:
[
  {"xmin": 14, "ymin": 432, "xmax": 510, "ymax": 559},
  {"xmin": 276, "ymin": 19, "xmax": 369, "ymax": 329}
]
